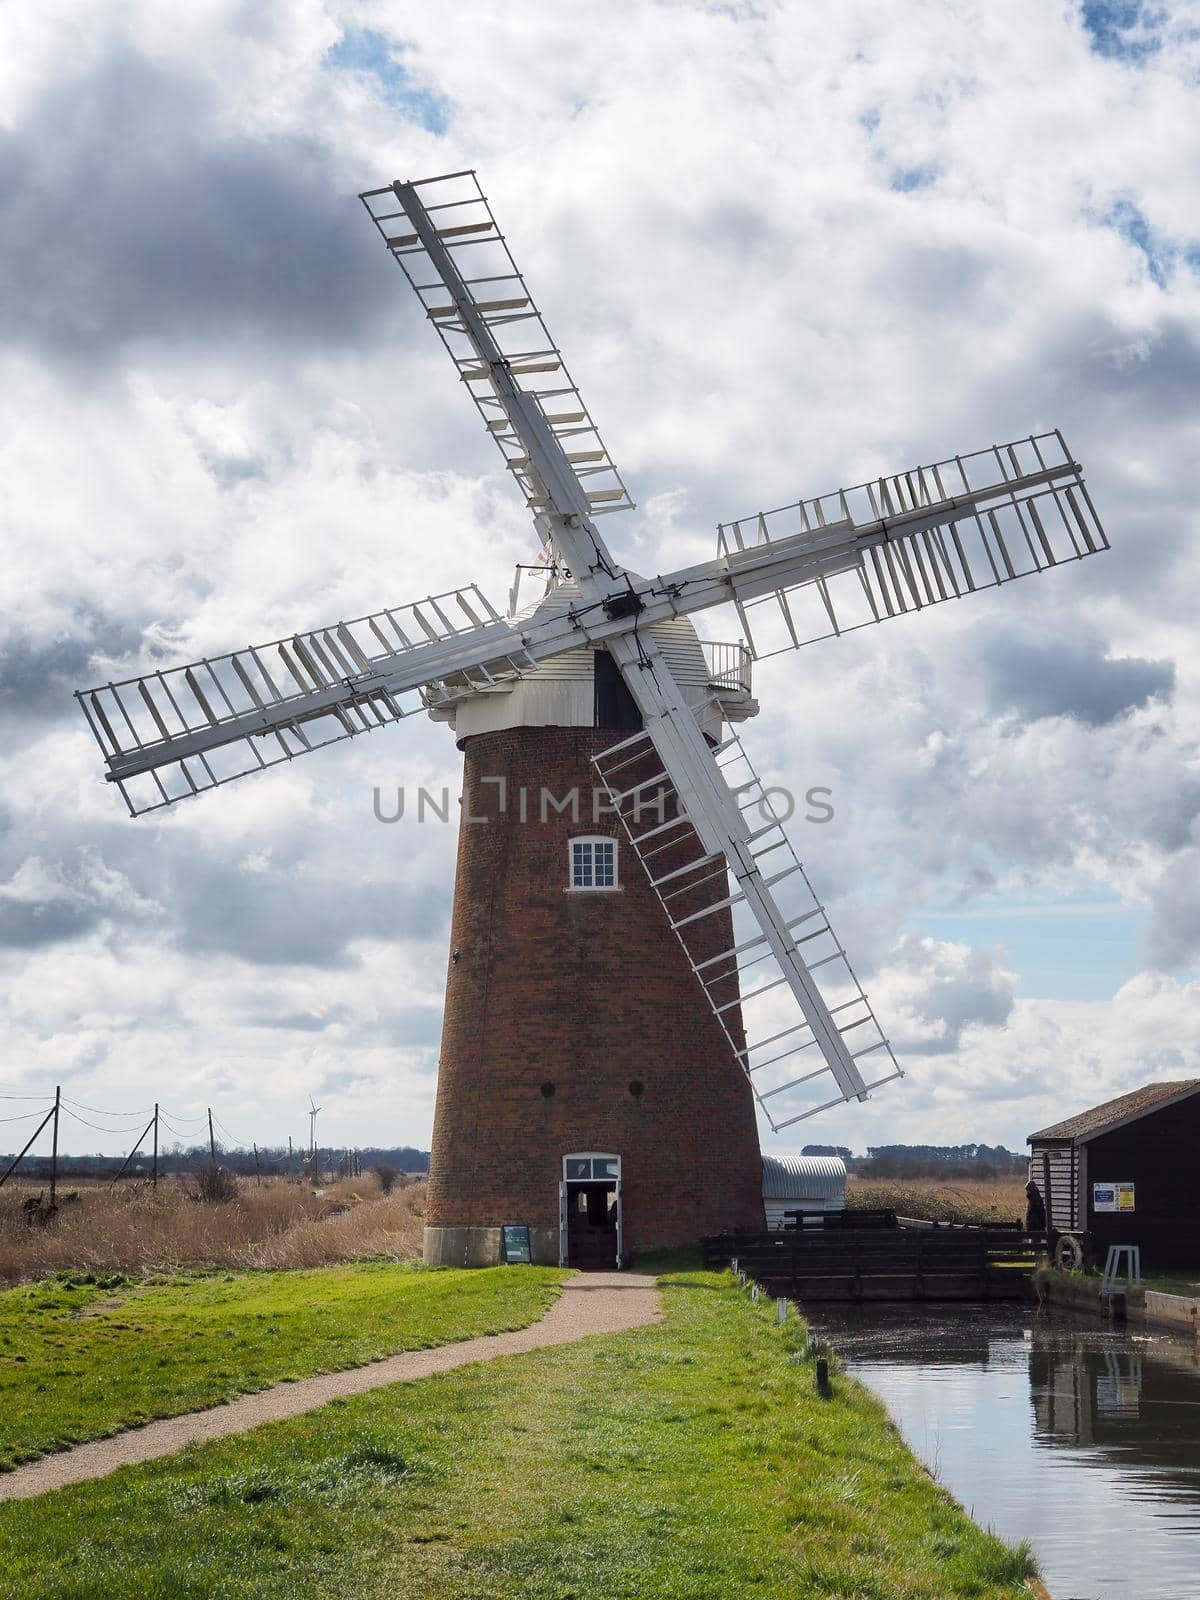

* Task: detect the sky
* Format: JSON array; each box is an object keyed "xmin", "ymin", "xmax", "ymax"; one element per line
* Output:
[{"xmin": 1, "ymin": 0, "xmax": 1198, "ymax": 1163}]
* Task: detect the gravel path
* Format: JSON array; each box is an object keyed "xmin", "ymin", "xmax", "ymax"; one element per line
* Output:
[{"xmin": 0, "ymin": 1272, "xmax": 661, "ymax": 1501}]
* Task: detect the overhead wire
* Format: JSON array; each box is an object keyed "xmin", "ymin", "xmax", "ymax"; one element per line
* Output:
[
  {"xmin": 5, "ymin": 1090, "xmax": 297, "ymax": 1163},
  {"xmin": 158, "ymin": 1109, "xmax": 208, "ymax": 1126},
  {"xmin": 61, "ymin": 1095, "xmax": 153, "ymax": 1119},
  {"xmin": 158, "ymin": 1113, "xmax": 204, "ymax": 1141},
  {"xmin": 213, "ymin": 1114, "xmax": 250, "ymax": 1151},
  {"xmin": 60, "ymin": 1106, "xmax": 149, "ymax": 1135}
]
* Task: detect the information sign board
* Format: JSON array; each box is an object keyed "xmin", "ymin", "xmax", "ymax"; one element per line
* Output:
[
  {"xmin": 1093, "ymin": 1182, "xmax": 1135, "ymax": 1213},
  {"xmin": 501, "ymin": 1223, "xmax": 532, "ymax": 1264}
]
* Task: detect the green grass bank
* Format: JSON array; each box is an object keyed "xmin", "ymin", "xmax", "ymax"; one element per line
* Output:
[
  {"xmin": 0, "ymin": 1267, "xmax": 1036, "ymax": 1599},
  {"xmin": 0, "ymin": 1263, "xmax": 565, "ymax": 1470}
]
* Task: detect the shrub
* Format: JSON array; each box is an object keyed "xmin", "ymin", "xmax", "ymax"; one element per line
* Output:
[{"xmin": 193, "ymin": 1164, "xmax": 240, "ymax": 1205}]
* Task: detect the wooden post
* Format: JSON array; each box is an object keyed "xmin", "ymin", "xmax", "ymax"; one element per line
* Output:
[
  {"xmin": 208, "ymin": 1108, "xmax": 216, "ymax": 1165},
  {"xmin": 152, "ymin": 1103, "xmax": 158, "ymax": 1188},
  {"xmin": 49, "ymin": 1085, "xmax": 61, "ymax": 1208},
  {"xmin": 1042, "ymin": 1150, "xmax": 1056, "ymax": 1252},
  {"xmin": 253, "ymin": 1143, "xmax": 261, "ymax": 1184},
  {"xmin": 109, "ymin": 1112, "xmax": 157, "ymax": 1189}
]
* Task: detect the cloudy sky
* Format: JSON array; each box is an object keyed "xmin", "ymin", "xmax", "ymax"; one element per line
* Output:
[{"xmin": 1, "ymin": 0, "xmax": 1198, "ymax": 1162}]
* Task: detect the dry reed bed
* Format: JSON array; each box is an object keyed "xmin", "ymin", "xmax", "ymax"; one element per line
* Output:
[
  {"xmin": 846, "ymin": 1175, "xmax": 1026, "ymax": 1226},
  {"xmin": 0, "ymin": 1174, "xmax": 427, "ymax": 1284}
]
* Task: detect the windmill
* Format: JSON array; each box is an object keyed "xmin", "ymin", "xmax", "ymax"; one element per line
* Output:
[
  {"xmin": 307, "ymin": 1098, "xmax": 321, "ymax": 1165},
  {"xmin": 76, "ymin": 170, "xmax": 1109, "ymax": 1267}
]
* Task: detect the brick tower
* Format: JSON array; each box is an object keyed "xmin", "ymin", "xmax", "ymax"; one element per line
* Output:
[{"xmin": 423, "ymin": 583, "xmax": 766, "ymax": 1267}]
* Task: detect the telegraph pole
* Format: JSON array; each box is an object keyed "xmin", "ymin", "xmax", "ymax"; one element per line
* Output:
[
  {"xmin": 152, "ymin": 1103, "xmax": 159, "ymax": 1188},
  {"xmin": 208, "ymin": 1108, "xmax": 217, "ymax": 1164},
  {"xmin": 49, "ymin": 1085, "xmax": 61, "ymax": 1208}
]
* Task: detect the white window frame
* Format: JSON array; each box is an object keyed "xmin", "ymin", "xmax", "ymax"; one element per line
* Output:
[
  {"xmin": 567, "ymin": 834, "xmax": 620, "ymax": 892},
  {"xmin": 563, "ymin": 1152, "xmax": 621, "ymax": 1182}
]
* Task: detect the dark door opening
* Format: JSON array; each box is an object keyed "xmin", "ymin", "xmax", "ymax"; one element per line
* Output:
[
  {"xmin": 560, "ymin": 1154, "xmax": 622, "ymax": 1269},
  {"xmin": 594, "ymin": 649, "xmax": 643, "ymax": 731},
  {"xmin": 566, "ymin": 1181, "xmax": 617, "ymax": 1269}
]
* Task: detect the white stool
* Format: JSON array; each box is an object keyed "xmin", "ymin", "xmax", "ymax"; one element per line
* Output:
[{"xmin": 1101, "ymin": 1244, "xmax": 1141, "ymax": 1295}]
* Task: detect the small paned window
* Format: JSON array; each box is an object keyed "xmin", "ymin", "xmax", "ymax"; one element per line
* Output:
[
  {"xmin": 564, "ymin": 1155, "xmax": 621, "ymax": 1181},
  {"xmin": 569, "ymin": 836, "xmax": 618, "ymax": 891}
]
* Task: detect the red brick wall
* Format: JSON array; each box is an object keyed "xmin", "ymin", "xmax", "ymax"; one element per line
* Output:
[{"xmin": 428, "ymin": 725, "xmax": 765, "ymax": 1253}]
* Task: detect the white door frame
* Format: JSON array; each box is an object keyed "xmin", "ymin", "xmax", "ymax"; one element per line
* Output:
[{"xmin": 560, "ymin": 1152, "xmax": 622, "ymax": 1269}]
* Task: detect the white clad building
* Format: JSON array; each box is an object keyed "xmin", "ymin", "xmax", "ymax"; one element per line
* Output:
[{"xmin": 761, "ymin": 1154, "xmax": 847, "ymax": 1229}]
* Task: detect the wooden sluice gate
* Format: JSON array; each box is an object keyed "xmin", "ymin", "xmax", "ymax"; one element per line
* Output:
[{"xmin": 701, "ymin": 1215, "xmax": 1041, "ymax": 1301}]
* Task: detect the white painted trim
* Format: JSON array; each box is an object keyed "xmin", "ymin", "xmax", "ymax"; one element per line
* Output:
[
  {"xmin": 567, "ymin": 834, "xmax": 619, "ymax": 891},
  {"xmin": 562, "ymin": 1151, "xmax": 621, "ymax": 1180}
]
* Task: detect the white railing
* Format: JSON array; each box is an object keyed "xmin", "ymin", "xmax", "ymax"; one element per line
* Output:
[{"xmin": 702, "ymin": 640, "xmax": 753, "ymax": 695}]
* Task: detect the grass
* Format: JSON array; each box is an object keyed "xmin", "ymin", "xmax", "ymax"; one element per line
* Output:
[
  {"xmin": 0, "ymin": 1173, "xmax": 429, "ymax": 1284},
  {"xmin": 1137, "ymin": 1271, "xmax": 1200, "ymax": 1298},
  {"xmin": 0, "ymin": 1269, "xmax": 1037, "ymax": 1599},
  {"xmin": 847, "ymin": 1176, "xmax": 1026, "ymax": 1226},
  {"xmin": 0, "ymin": 1263, "xmax": 565, "ymax": 1470}
]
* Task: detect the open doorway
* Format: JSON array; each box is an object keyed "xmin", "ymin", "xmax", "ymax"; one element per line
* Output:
[{"xmin": 560, "ymin": 1153, "xmax": 622, "ymax": 1269}]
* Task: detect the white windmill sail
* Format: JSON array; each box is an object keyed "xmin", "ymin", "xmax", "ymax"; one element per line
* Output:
[
  {"xmin": 77, "ymin": 585, "xmax": 535, "ymax": 816},
  {"xmin": 712, "ymin": 431, "xmax": 1108, "ymax": 659},
  {"xmin": 594, "ymin": 720, "xmax": 900, "ymax": 1131},
  {"xmin": 359, "ymin": 171, "xmax": 635, "ymax": 523}
]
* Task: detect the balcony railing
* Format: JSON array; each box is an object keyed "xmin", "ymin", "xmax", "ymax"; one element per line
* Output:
[{"xmin": 702, "ymin": 640, "xmax": 753, "ymax": 695}]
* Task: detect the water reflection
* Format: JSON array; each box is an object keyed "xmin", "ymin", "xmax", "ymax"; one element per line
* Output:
[{"xmin": 808, "ymin": 1302, "xmax": 1200, "ymax": 1600}]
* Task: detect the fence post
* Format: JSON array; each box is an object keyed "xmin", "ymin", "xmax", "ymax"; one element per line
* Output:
[{"xmin": 49, "ymin": 1085, "xmax": 61, "ymax": 1208}]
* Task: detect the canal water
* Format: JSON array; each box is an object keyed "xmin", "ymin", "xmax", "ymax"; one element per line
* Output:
[{"xmin": 807, "ymin": 1301, "xmax": 1200, "ymax": 1600}]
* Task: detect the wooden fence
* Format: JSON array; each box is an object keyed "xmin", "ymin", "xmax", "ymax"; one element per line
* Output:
[{"xmin": 700, "ymin": 1223, "xmax": 1041, "ymax": 1301}]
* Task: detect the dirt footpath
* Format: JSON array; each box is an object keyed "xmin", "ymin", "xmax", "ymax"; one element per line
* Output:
[{"xmin": 1, "ymin": 1271, "xmax": 661, "ymax": 1501}]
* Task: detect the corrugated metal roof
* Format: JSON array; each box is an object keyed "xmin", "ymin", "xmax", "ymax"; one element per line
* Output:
[
  {"xmin": 1028, "ymin": 1080, "xmax": 1200, "ymax": 1143},
  {"xmin": 762, "ymin": 1153, "xmax": 847, "ymax": 1199}
]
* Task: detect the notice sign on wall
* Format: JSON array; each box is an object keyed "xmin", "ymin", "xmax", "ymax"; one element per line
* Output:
[
  {"xmin": 501, "ymin": 1224, "xmax": 532, "ymax": 1264},
  {"xmin": 1093, "ymin": 1182, "xmax": 1136, "ymax": 1213}
]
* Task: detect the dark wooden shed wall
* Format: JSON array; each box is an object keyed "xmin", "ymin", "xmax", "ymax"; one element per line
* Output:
[{"xmin": 1083, "ymin": 1093, "xmax": 1200, "ymax": 1267}]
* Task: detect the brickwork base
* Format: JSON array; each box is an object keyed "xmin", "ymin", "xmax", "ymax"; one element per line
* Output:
[{"xmin": 427, "ymin": 725, "xmax": 765, "ymax": 1260}]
